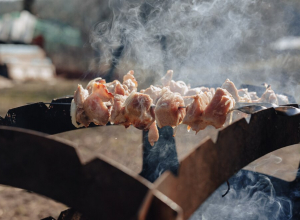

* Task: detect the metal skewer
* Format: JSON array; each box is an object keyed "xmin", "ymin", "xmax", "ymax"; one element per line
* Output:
[
  {"xmin": 27, "ymin": 102, "xmax": 72, "ymax": 105},
  {"xmin": 232, "ymin": 105, "xmax": 267, "ymax": 114}
]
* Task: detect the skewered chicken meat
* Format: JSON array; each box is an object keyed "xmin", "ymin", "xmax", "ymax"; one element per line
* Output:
[
  {"xmin": 122, "ymin": 92, "xmax": 155, "ymax": 130},
  {"xmin": 238, "ymin": 88, "xmax": 252, "ymax": 103},
  {"xmin": 185, "ymin": 87, "xmax": 215, "ymax": 96},
  {"xmin": 73, "ymin": 84, "xmax": 89, "ymax": 127},
  {"xmin": 83, "ymin": 81, "xmax": 113, "ymax": 126},
  {"xmin": 222, "ymin": 79, "xmax": 254, "ymax": 103},
  {"xmin": 169, "ymin": 80, "xmax": 189, "ymax": 95},
  {"xmin": 123, "ymin": 70, "xmax": 138, "ymax": 93},
  {"xmin": 161, "ymin": 70, "xmax": 189, "ymax": 95},
  {"xmin": 106, "ymin": 80, "xmax": 129, "ymax": 96},
  {"xmin": 254, "ymin": 87, "xmax": 278, "ymax": 105},
  {"xmin": 183, "ymin": 89, "xmax": 235, "ymax": 132},
  {"xmin": 201, "ymin": 88, "xmax": 235, "ymax": 129},
  {"xmin": 86, "ymin": 77, "xmax": 103, "ymax": 94},
  {"xmin": 73, "ymin": 81, "xmax": 113, "ymax": 127},
  {"xmin": 110, "ymin": 94, "xmax": 129, "ymax": 127},
  {"xmin": 155, "ymin": 91, "xmax": 186, "ymax": 128},
  {"xmin": 222, "ymin": 79, "xmax": 239, "ymax": 101},
  {"xmin": 74, "ymin": 84, "xmax": 89, "ymax": 108},
  {"xmin": 182, "ymin": 92, "xmax": 212, "ymax": 132},
  {"xmin": 72, "ymin": 69, "xmax": 289, "ymax": 146},
  {"xmin": 141, "ymin": 85, "xmax": 162, "ymax": 104},
  {"xmin": 185, "ymin": 88, "xmax": 203, "ymax": 96},
  {"xmin": 110, "ymin": 92, "xmax": 158, "ymax": 144}
]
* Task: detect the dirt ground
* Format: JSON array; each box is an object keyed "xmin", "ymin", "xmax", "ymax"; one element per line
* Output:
[{"xmin": 0, "ymin": 77, "xmax": 299, "ymax": 219}]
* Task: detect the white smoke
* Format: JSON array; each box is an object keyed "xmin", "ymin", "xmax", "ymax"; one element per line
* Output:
[
  {"xmin": 190, "ymin": 170, "xmax": 293, "ymax": 220},
  {"xmin": 91, "ymin": 0, "xmax": 296, "ymax": 88}
]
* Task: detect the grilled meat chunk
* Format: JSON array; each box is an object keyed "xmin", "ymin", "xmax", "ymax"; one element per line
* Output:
[
  {"xmin": 83, "ymin": 82, "xmax": 113, "ymax": 126},
  {"xmin": 106, "ymin": 80, "xmax": 129, "ymax": 96},
  {"xmin": 238, "ymin": 88, "xmax": 252, "ymax": 103},
  {"xmin": 161, "ymin": 70, "xmax": 188, "ymax": 95},
  {"xmin": 142, "ymin": 85, "xmax": 162, "ymax": 104},
  {"xmin": 123, "ymin": 92, "xmax": 155, "ymax": 130},
  {"xmin": 86, "ymin": 77, "xmax": 103, "ymax": 94},
  {"xmin": 73, "ymin": 84, "xmax": 89, "ymax": 127},
  {"xmin": 222, "ymin": 79, "xmax": 239, "ymax": 101},
  {"xmin": 74, "ymin": 84, "xmax": 88, "ymax": 108},
  {"xmin": 169, "ymin": 80, "xmax": 189, "ymax": 95},
  {"xmin": 254, "ymin": 87, "xmax": 278, "ymax": 105},
  {"xmin": 182, "ymin": 92, "xmax": 211, "ymax": 132},
  {"xmin": 202, "ymin": 88, "xmax": 235, "ymax": 129},
  {"xmin": 110, "ymin": 94, "xmax": 129, "ymax": 126},
  {"xmin": 185, "ymin": 87, "xmax": 214, "ymax": 96},
  {"xmin": 155, "ymin": 92, "xmax": 186, "ymax": 128},
  {"xmin": 123, "ymin": 70, "xmax": 138, "ymax": 93}
]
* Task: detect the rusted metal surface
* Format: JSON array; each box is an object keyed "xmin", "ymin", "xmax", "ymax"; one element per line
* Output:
[
  {"xmin": 41, "ymin": 217, "xmax": 56, "ymax": 220},
  {"xmin": 57, "ymin": 209, "xmax": 87, "ymax": 220},
  {"xmin": 1, "ymin": 102, "xmax": 300, "ymax": 219},
  {"xmin": 153, "ymin": 107, "xmax": 300, "ymax": 219},
  {"xmin": 41, "ymin": 208, "xmax": 87, "ymax": 220},
  {"xmin": 140, "ymin": 126, "xmax": 179, "ymax": 183},
  {"xmin": 2, "ymin": 97, "xmax": 80, "ymax": 134},
  {"xmin": 0, "ymin": 126, "xmax": 180, "ymax": 220}
]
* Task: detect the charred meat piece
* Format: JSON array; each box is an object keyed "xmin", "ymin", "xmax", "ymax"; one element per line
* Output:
[
  {"xmin": 202, "ymin": 88, "xmax": 235, "ymax": 129},
  {"xmin": 155, "ymin": 92, "xmax": 186, "ymax": 128}
]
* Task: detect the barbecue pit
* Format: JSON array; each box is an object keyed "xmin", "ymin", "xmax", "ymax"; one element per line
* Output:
[{"xmin": 0, "ymin": 84, "xmax": 299, "ymax": 219}]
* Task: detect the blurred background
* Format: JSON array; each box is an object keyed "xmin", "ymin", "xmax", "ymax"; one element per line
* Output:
[
  {"xmin": 0, "ymin": 0, "xmax": 114, "ymax": 118},
  {"xmin": 1, "ymin": 0, "xmax": 300, "ymax": 219},
  {"xmin": 1, "ymin": 0, "xmax": 300, "ymax": 108}
]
